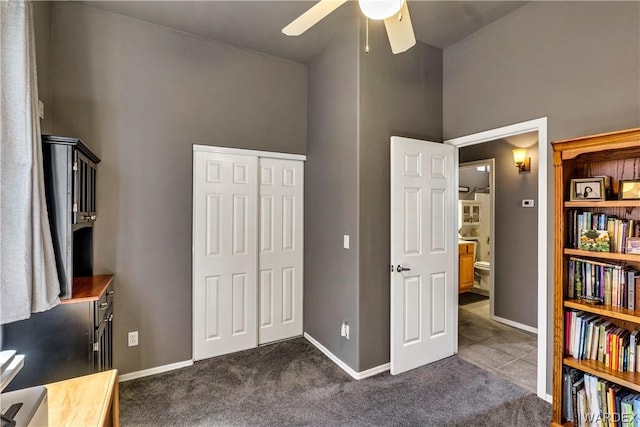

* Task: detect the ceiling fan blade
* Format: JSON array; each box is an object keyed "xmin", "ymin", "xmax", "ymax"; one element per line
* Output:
[
  {"xmin": 282, "ymin": 0, "xmax": 349, "ymax": 36},
  {"xmin": 383, "ymin": 2, "xmax": 416, "ymax": 54}
]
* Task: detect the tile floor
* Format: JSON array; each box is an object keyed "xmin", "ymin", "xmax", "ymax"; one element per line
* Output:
[{"xmin": 458, "ymin": 296, "xmax": 538, "ymax": 392}]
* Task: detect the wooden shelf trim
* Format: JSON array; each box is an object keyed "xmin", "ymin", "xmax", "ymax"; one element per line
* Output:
[
  {"xmin": 61, "ymin": 275, "xmax": 114, "ymax": 304},
  {"xmin": 563, "ymin": 248, "xmax": 640, "ymax": 262},
  {"xmin": 552, "ymin": 128, "xmax": 640, "ymax": 161},
  {"xmin": 563, "ymin": 357, "xmax": 640, "ymax": 392},
  {"xmin": 564, "ymin": 299, "xmax": 640, "ymax": 323},
  {"xmin": 564, "ymin": 200, "xmax": 640, "ymax": 208}
]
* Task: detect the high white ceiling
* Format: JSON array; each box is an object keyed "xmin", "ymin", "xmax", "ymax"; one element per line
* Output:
[{"xmin": 83, "ymin": 1, "xmax": 527, "ymax": 63}]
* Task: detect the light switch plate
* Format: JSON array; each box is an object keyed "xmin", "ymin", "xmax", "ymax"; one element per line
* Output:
[
  {"xmin": 522, "ymin": 199, "xmax": 535, "ymax": 208},
  {"xmin": 343, "ymin": 235, "xmax": 349, "ymax": 249}
]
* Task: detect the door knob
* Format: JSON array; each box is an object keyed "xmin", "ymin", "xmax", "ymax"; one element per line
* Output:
[{"xmin": 396, "ymin": 265, "xmax": 411, "ymax": 273}]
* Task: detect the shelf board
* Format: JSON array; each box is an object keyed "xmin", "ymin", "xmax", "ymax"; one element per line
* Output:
[
  {"xmin": 564, "ymin": 248, "xmax": 640, "ymax": 262},
  {"xmin": 564, "ymin": 299, "xmax": 640, "ymax": 323},
  {"xmin": 563, "ymin": 357, "xmax": 640, "ymax": 392},
  {"xmin": 564, "ymin": 200, "xmax": 640, "ymax": 208}
]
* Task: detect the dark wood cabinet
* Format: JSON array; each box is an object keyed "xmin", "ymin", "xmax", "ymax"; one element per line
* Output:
[
  {"xmin": 42, "ymin": 135, "xmax": 100, "ymax": 298},
  {"xmin": 1, "ymin": 137, "xmax": 113, "ymax": 391},
  {"xmin": 3, "ymin": 276, "xmax": 114, "ymax": 391}
]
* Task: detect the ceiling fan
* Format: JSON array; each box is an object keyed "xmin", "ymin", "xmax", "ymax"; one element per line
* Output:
[{"xmin": 282, "ymin": 0, "xmax": 416, "ymax": 54}]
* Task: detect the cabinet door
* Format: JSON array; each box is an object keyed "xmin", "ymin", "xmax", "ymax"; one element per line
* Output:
[
  {"xmin": 93, "ymin": 313, "xmax": 108, "ymax": 372},
  {"xmin": 459, "ymin": 251, "xmax": 474, "ymax": 291},
  {"xmin": 73, "ymin": 151, "xmax": 97, "ymax": 224},
  {"xmin": 258, "ymin": 158, "xmax": 303, "ymax": 344},
  {"xmin": 471, "ymin": 205, "xmax": 480, "ymax": 223}
]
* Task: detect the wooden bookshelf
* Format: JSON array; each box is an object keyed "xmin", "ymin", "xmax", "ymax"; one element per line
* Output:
[
  {"xmin": 564, "ymin": 299, "xmax": 640, "ymax": 323},
  {"xmin": 565, "ymin": 200, "xmax": 640, "ymax": 209},
  {"xmin": 552, "ymin": 128, "xmax": 640, "ymax": 425},
  {"xmin": 563, "ymin": 248, "xmax": 640, "ymax": 263},
  {"xmin": 563, "ymin": 357, "xmax": 640, "ymax": 392}
]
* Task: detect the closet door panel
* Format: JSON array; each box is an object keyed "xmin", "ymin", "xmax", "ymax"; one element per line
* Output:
[
  {"xmin": 193, "ymin": 151, "xmax": 257, "ymax": 361},
  {"xmin": 258, "ymin": 158, "xmax": 303, "ymax": 344}
]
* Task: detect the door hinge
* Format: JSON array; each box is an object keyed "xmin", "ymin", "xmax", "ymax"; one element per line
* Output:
[
  {"xmin": 93, "ymin": 342, "xmax": 99, "ymax": 352},
  {"xmin": 73, "ymin": 162, "xmax": 78, "ymax": 171}
]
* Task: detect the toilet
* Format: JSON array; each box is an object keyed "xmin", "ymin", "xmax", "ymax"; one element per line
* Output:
[
  {"xmin": 474, "ymin": 260, "xmax": 491, "ymax": 272},
  {"xmin": 474, "ymin": 260, "xmax": 491, "ymax": 290}
]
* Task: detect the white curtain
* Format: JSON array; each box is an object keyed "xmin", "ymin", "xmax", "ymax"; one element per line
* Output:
[{"xmin": 1, "ymin": 0, "xmax": 60, "ymax": 324}]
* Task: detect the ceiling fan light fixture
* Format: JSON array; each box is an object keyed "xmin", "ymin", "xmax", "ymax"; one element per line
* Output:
[{"xmin": 359, "ymin": 0, "xmax": 404, "ymax": 20}]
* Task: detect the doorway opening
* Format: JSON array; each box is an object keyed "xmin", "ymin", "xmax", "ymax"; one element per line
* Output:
[
  {"xmin": 446, "ymin": 117, "xmax": 549, "ymax": 401},
  {"xmin": 458, "ymin": 158, "xmax": 495, "ymax": 319}
]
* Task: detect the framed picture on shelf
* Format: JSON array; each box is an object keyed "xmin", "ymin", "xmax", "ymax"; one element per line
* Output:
[
  {"xmin": 626, "ymin": 237, "xmax": 640, "ymax": 254},
  {"xmin": 570, "ymin": 177, "xmax": 606, "ymax": 201},
  {"xmin": 619, "ymin": 179, "xmax": 640, "ymax": 200}
]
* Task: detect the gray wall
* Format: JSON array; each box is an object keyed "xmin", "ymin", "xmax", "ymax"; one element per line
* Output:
[
  {"xmin": 50, "ymin": 2, "xmax": 307, "ymax": 374},
  {"xmin": 458, "ymin": 167, "xmax": 490, "ymax": 201},
  {"xmin": 305, "ymin": 23, "xmax": 360, "ymax": 370},
  {"xmin": 444, "ymin": 0, "xmax": 640, "ymax": 394},
  {"xmin": 460, "ymin": 140, "xmax": 538, "ymax": 328},
  {"xmin": 32, "ymin": 0, "xmax": 53, "ymax": 134},
  {"xmin": 358, "ymin": 21, "xmax": 443, "ymax": 371}
]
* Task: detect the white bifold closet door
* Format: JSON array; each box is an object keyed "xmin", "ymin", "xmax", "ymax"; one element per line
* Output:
[
  {"xmin": 258, "ymin": 158, "xmax": 303, "ymax": 344},
  {"xmin": 193, "ymin": 148, "xmax": 303, "ymax": 362}
]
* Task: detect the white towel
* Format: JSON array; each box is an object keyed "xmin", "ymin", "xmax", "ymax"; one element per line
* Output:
[{"xmin": 1, "ymin": 0, "xmax": 60, "ymax": 324}]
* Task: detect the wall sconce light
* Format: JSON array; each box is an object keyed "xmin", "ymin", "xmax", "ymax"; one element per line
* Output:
[{"xmin": 512, "ymin": 148, "xmax": 531, "ymax": 173}]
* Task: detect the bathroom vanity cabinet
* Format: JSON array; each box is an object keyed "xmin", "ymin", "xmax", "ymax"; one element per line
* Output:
[{"xmin": 458, "ymin": 242, "xmax": 475, "ymax": 292}]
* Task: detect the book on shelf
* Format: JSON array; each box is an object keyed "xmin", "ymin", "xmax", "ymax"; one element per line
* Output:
[
  {"xmin": 567, "ymin": 209, "xmax": 640, "ymax": 253},
  {"xmin": 566, "ymin": 309, "xmax": 640, "ymax": 373},
  {"xmin": 568, "ymin": 257, "xmax": 640, "ymax": 309},
  {"xmin": 563, "ymin": 369, "xmax": 640, "ymax": 426}
]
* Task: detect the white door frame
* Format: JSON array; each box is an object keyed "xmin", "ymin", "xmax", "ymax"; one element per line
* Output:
[
  {"xmin": 445, "ymin": 117, "xmax": 549, "ymax": 402},
  {"xmin": 458, "ymin": 158, "xmax": 495, "ymax": 318}
]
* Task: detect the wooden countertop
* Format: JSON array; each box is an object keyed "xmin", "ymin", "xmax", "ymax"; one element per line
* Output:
[
  {"xmin": 61, "ymin": 275, "xmax": 114, "ymax": 304},
  {"xmin": 46, "ymin": 369, "xmax": 119, "ymax": 427}
]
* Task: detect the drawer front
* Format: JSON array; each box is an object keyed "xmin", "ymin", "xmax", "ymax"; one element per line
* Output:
[
  {"xmin": 94, "ymin": 281, "xmax": 115, "ymax": 327},
  {"xmin": 459, "ymin": 243, "xmax": 471, "ymax": 255}
]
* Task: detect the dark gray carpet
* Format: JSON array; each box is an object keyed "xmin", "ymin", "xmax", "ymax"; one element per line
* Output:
[{"xmin": 120, "ymin": 338, "xmax": 550, "ymax": 426}]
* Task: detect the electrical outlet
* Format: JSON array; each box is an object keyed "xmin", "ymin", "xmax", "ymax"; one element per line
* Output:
[
  {"xmin": 128, "ymin": 331, "xmax": 138, "ymax": 347},
  {"xmin": 340, "ymin": 321, "xmax": 349, "ymax": 339}
]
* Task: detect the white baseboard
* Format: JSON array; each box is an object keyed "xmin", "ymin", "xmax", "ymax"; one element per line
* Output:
[
  {"xmin": 118, "ymin": 359, "xmax": 194, "ymax": 382},
  {"xmin": 545, "ymin": 393, "xmax": 553, "ymax": 403},
  {"xmin": 492, "ymin": 315, "xmax": 538, "ymax": 334},
  {"xmin": 304, "ymin": 333, "xmax": 389, "ymax": 380}
]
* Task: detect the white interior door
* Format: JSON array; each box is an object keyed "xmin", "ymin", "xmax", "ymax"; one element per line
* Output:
[
  {"xmin": 258, "ymin": 158, "xmax": 303, "ymax": 344},
  {"xmin": 390, "ymin": 136, "xmax": 456, "ymax": 375},
  {"xmin": 193, "ymin": 151, "xmax": 258, "ymax": 361}
]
